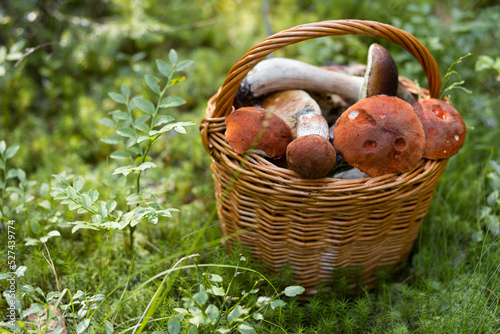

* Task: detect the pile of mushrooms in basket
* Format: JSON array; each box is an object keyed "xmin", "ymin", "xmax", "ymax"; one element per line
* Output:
[{"xmin": 224, "ymin": 43, "xmax": 466, "ymax": 179}]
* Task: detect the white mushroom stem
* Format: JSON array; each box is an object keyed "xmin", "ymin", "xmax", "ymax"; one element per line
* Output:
[
  {"xmin": 236, "ymin": 57, "xmax": 415, "ymax": 105},
  {"xmin": 295, "ymin": 105, "xmax": 329, "ymax": 139}
]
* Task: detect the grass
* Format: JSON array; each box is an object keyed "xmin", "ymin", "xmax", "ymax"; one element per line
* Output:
[{"xmin": 1, "ymin": 0, "xmax": 500, "ymax": 333}]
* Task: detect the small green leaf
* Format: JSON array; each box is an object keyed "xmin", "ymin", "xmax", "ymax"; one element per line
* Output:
[
  {"xmin": 48, "ymin": 231, "xmax": 61, "ymax": 238},
  {"xmin": 5, "ymin": 145, "xmax": 19, "ymax": 159},
  {"xmin": 76, "ymin": 319, "xmax": 91, "ymax": 334},
  {"xmin": 153, "ymin": 115, "xmax": 174, "ymax": 127},
  {"xmin": 113, "ymin": 166, "xmax": 132, "ymax": 176},
  {"xmin": 157, "ymin": 59, "xmax": 172, "ymax": 77},
  {"xmin": 0, "ymin": 141, "xmax": 6, "ymax": 154},
  {"xmin": 98, "ymin": 203, "xmax": 108, "ymax": 218},
  {"xmin": 173, "ymin": 308, "xmax": 190, "ymax": 315},
  {"xmin": 169, "ymin": 49, "xmax": 178, "ymax": 64},
  {"xmin": 110, "ymin": 151, "xmax": 131, "ymax": 160},
  {"xmin": 15, "ymin": 266, "xmax": 27, "ymax": 277},
  {"xmin": 106, "ymin": 200, "xmax": 117, "ymax": 213},
  {"xmin": 237, "ymin": 322, "xmax": 256, "ymax": 334},
  {"xmin": 209, "ymin": 274, "xmax": 223, "ymax": 283},
  {"xmin": 205, "ymin": 304, "xmax": 219, "ymax": 324},
  {"xmin": 121, "ymin": 84, "xmax": 131, "ymax": 98},
  {"xmin": 133, "ymin": 97, "xmax": 156, "ymax": 114},
  {"xmin": 99, "ymin": 118, "xmax": 116, "ymax": 128},
  {"xmin": 39, "ymin": 200, "xmax": 51, "ymax": 210},
  {"xmin": 101, "ymin": 136, "xmax": 121, "ymax": 145},
  {"xmin": 68, "ymin": 202, "xmax": 82, "ymax": 211},
  {"xmin": 193, "ymin": 285, "xmax": 209, "ymax": 305},
  {"xmin": 160, "ymin": 96, "xmax": 186, "ymax": 108},
  {"xmin": 10, "ymin": 40, "xmax": 25, "ymax": 53},
  {"xmin": 109, "ymin": 110, "xmax": 129, "ymax": 121},
  {"xmin": 16, "ymin": 168, "xmax": 26, "ymax": 181},
  {"xmin": 109, "ymin": 92, "xmax": 126, "ymax": 104},
  {"xmin": 187, "ymin": 326, "xmax": 199, "ymax": 334},
  {"xmin": 135, "ymin": 114, "xmax": 151, "ymax": 124},
  {"xmin": 89, "ymin": 189, "xmax": 99, "ymax": 202},
  {"xmin": 116, "ymin": 127, "xmax": 136, "ymax": 138},
  {"xmin": 228, "ymin": 305, "xmax": 248, "ymax": 324},
  {"xmin": 253, "ymin": 313, "xmax": 263, "ymax": 321},
  {"xmin": 131, "ymin": 162, "xmax": 157, "ymax": 171},
  {"xmin": 145, "ymin": 74, "xmax": 160, "ymax": 94},
  {"xmin": 73, "ymin": 176, "xmax": 83, "ymax": 192},
  {"xmin": 167, "ymin": 316, "xmax": 181, "ymax": 334},
  {"xmin": 284, "ymin": 286, "xmax": 305, "ymax": 297},
  {"xmin": 270, "ymin": 299, "xmax": 286, "ymax": 309},
  {"xmin": 6, "ymin": 168, "xmax": 18, "ymax": 179},
  {"xmin": 126, "ymin": 193, "xmax": 142, "ymax": 205},
  {"xmin": 208, "ymin": 286, "xmax": 225, "ymax": 296},
  {"xmin": 174, "ymin": 126, "xmax": 186, "ymax": 134},
  {"xmin": 82, "ymin": 194, "xmax": 92, "ymax": 208},
  {"xmin": 175, "ymin": 60, "xmax": 194, "ymax": 71},
  {"xmin": 103, "ymin": 321, "xmax": 114, "ymax": 334},
  {"xmin": 135, "ymin": 123, "xmax": 149, "ymax": 133}
]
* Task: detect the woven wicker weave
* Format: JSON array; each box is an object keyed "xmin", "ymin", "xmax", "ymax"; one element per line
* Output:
[{"xmin": 200, "ymin": 20, "xmax": 448, "ymax": 294}]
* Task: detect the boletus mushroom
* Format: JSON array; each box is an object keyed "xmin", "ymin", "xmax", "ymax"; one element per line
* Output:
[
  {"xmin": 412, "ymin": 98, "xmax": 466, "ymax": 160},
  {"xmin": 225, "ymin": 106, "xmax": 293, "ymax": 159},
  {"xmin": 333, "ymin": 95, "xmax": 425, "ymax": 177},
  {"xmin": 260, "ymin": 90, "xmax": 321, "ymax": 139},
  {"xmin": 286, "ymin": 105, "xmax": 336, "ymax": 179}
]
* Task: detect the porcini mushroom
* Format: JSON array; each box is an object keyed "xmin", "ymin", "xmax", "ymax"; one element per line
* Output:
[
  {"xmin": 260, "ymin": 90, "xmax": 321, "ymax": 139},
  {"xmin": 333, "ymin": 95, "xmax": 425, "ymax": 177},
  {"xmin": 225, "ymin": 106, "xmax": 293, "ymax": 159},
  {"xmin": 359, "ymin": 43, "xmax": 398, "ymax": 100},
  {"xmin": 286, "ymin": 106, "xmax": 336, "ymax": 179},
  {"xmin": 235, "ymin": 45, "xmax": 414, "ymax": 107},
  {"xmin": 412, "ymin": 98, "xmax": 466, "ymax": 160}
]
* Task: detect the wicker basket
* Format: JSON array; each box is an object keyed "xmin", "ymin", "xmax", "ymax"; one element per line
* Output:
[{"xmin": 200, "ymin": 20, "xmax": 448, "ymax": 294}]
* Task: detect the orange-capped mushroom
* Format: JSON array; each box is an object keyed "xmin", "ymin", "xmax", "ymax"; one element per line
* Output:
[
  {"xmin": 225, "ymin": 106, "xmax": 292, "ymax": 159},
  {"xmin": 413, "ymin": 98, "xmax": 466, "ymax": 160},
  {"xmin": 333, "ymin": 95, "xmax": 425, "ymax": 177},
  {"xmin": 286, "ymin": 106, "xmax": 336, "ymax": 179}
]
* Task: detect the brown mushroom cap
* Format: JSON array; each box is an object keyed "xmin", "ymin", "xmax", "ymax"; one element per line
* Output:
[
  {"xmin": 413, "ymin": 98, "xmax": 466, "ymax": 160},
  {"xmin": 360, "ymin": 43, "xmax": 399, "ymax": 100},
  {"xmin": 225, "ymin": 107, "xmax": 293, "ymax": 159},
  {"xmin": 260, "ymin": 90, "xmax": 321, "ymax": 139},
  {"xmin": 333, "ymin": 95, "xmax": 425, "ymax": 177},
  {"xmin": 286, "ymin": 134, "xmax": 336, "ymax": 179}
]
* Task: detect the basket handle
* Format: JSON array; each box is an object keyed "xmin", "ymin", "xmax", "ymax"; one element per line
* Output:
[{"xmin": 213, "ymin": 19, "xmax": 442, "ymax": 118}]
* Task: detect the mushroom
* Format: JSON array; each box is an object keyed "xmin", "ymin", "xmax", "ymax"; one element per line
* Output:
[
  {"xmin": 260, "ymin": 90, "xmax": 321, "ymax": 139},
  {"xmin": 235, "ymin": 44, "xmax": 414, "ymax": 107},
  {"xmin": 286, "ymin": 106, "xmax": 336, "ymax": 179},
  {"xmin": 359, "ymin": 43, "xmax": 398, "ymax": 100},
  {"xmin": 333, "ymin": 95, "xmax": 425, "ymax": 177},
  {"xmin": 412, "ymin": 98, "xmax": 466, "ymax": 160},
  {"xmin": 225, "ymin": 106, "xmax": 293, "ymax": 159}
]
